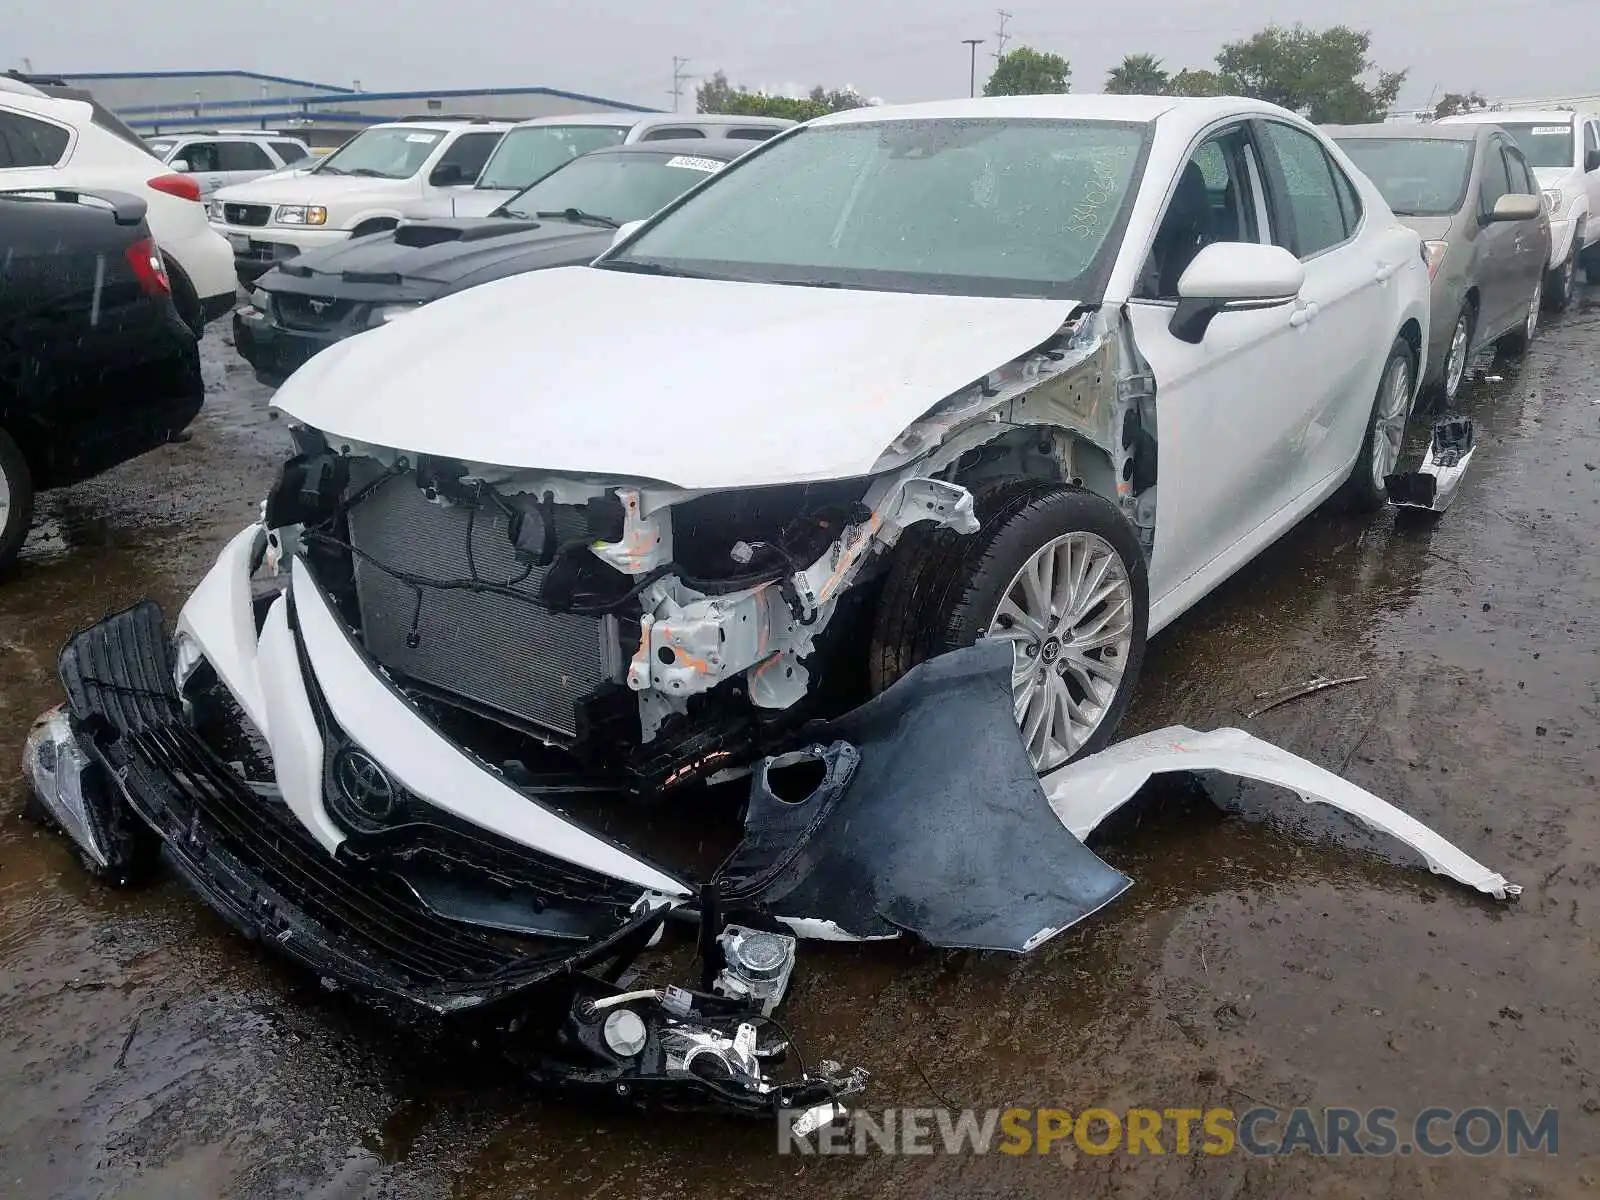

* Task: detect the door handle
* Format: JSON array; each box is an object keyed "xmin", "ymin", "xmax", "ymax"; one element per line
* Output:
[
  {"xmin": 1289, "ymin": 301, "xmax": 1320, "ymax": 327},
  {"xmin": 1374, "ymin": 262, "xmax": 1395, "ymax": 283}
]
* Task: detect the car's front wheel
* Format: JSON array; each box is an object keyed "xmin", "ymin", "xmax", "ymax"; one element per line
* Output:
[
  {"xmin": 1336, "ymin": 335, "xmax": 1415, "ymax": 513},
  {"xmin": 0, "ymin": 425, "xmax": 35, "ymax": 574},
  {"xmin": 871, "ymin": 478, "xmax": 1149, "ymax": 771},
  {"xmin": 1545, "ymin": 222, "xmax": 1582, "ymax": 311}
]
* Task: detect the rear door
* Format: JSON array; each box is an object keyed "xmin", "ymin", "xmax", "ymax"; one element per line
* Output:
[{"xmin": 1254, "ymin": 118, "xmax": 1393, "ymax": 490}]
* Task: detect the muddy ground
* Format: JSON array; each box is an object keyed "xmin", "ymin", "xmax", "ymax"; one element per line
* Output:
[{"xmin": 0, "ymin": 300, "xmax": 1597, "ymax": 1199}]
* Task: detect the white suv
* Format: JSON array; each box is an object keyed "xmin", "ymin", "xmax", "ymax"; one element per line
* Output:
[
  {"xmin": 0, "ymin": 80, "xmax": 236, "ymax": 331},
  {"xmin": 1439, "ymin": 108, "xmax": 1600, "ymax": 309},
  {"xmin": 407, "ymin": 112, "xmax": 794, "ymax": 217},
  {"xmin": 208, "ymin": 118, "xmax": 511, "ymax": 282},
  {"xmin": 145, "ymin": 131, "xmax": 312, "ymax": 199}
]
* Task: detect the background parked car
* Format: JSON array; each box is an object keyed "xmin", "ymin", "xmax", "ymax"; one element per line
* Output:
[
  {"xmin": 0, "ymin": 78, "xmax": 237, "ymax": 334},
  {"xmin": 207, "ymin": 117, "xmax": 512, "ymax": 283},
  {"xmin": 1438, "ymin": 108, "xmax": 1600, "ymax": 310},
  {"xmin": 144, "ymin": 131, "xmax": 312, "ymax": 199},
  {"xmin": 406, "ymin": 112, "xmax": 793, "ymax": 217},
  {"xmin": 0, "ymin": 188, "xmax": 204, "ymax": 571},
  {"xmin": 1333, "ymin": 122, "xmax": 1548, "ymax": 406},
  {"xmin": 233, "ymin": 138, "xmax": 747, "ymax": 384}
]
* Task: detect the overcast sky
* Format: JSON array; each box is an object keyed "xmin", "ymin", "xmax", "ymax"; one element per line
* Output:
[{"xmin": 13, "ymin": 0, "xmax": 1596, "ymax": 113}]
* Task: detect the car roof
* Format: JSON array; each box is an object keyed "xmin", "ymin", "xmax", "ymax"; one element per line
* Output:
[
  {"xmin": 503, "ymin": 111, "xmax": 792, "ymax": 131},
  {"xmin": 1439, "ymin": 109, "xmax": 1577, "ymax": 126},
  {"xmin": 1328, "ymin": 122, "xmax": 1484, "ymax": 142},
  {"xmin": 810, "ymin": 93, "xmax": 1216, "ymax": 126},
  {"xmin": 367, "ymin": 120, "xmax": 513, "ymax": 134},
  {"xmin": 587, "ymin": 137, "xmax": 754, "ymax": 161}
]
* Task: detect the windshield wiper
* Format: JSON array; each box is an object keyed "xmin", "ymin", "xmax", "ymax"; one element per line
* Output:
[
  {"xmin": 534, "ymin": 207, "xmax": 620, "ymax": 228},
  {"xmin": 772, "ymin": 278, "xmax": 850, "ymax": 289},
  {"xmin": 598, "ymin": 259, "xmax": 728, "ymax": 281},
  {"xmin": 347, "ymin": 168, "xmax": 393, "ymax": 178}
]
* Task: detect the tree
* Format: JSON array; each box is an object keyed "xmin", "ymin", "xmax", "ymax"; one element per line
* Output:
[
  {"xmin": 984, "ymin": 47, "xmax": 1071, "ymax": 97},
  {"xmin": 1435, "ymin": 90, "xmax": 1488, "ymax": 119},
  {"xmin": 1168, "ymin": 68, "xmax": 1229, "ymax": 98},
  {"xmin": 1216, "ymin": 24, "xmax": 1407, "ymax": 123},
  {"xmin": 696, "ymin": 70, "xmax": 867, "ymax": 120},
  {"xmin": 1105, "ymin": 54, "xmax": 1170, "ymax": 96}
]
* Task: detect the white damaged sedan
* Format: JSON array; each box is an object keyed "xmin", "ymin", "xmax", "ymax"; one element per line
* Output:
[{"xmin": 23, "ymin": 95, "xmax": 1465, "ymax": 1116}]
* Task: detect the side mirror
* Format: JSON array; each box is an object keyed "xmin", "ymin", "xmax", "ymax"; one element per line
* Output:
[
  {"xmin": 1169, "ymin": 242, "xmax": 1305, "ymax": 344},
  {"xmin": 429, "ymin": 163, "xmax": 466, "ymax": 187},
  {"xmin": 170, "ymin": 158, "xmax": 190, "ymax": 173},
  {"xmin": 610, "ymin": 219, "xmax": 646, "ymax": 249},
  {"xmin": 1586, "ymin": 148, "xmax": 1600, "ymax": 173},
  {"xmin": 1486, "ymin": 193, "xmax": 1543, "ymax": 223}
]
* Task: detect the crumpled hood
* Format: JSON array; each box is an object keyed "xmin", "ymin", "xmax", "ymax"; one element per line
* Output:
[
  {"xmin": 215, "ymin": 172, "xmax": 419, "ymax": 206},
  {"xmin": 267, "ymin": 218, "xmax": 609, "ymax": 293},
  {"xmin": 271, "ymin": 266, "xmax": 1079, "ymax": 489}
]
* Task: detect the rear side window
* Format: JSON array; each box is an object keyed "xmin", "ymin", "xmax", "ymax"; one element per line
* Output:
[
  {"xmin": 271, "ymin": 141, "xmax": 308, "ymax": 163},
  {"xmin": 0, "ymin": 109, "xmax": 71, "ymax": 168},
  {"xmin": 217, "ymin": 141, "xmax": 273, "ymax": 171},
  {"xmin": 1260, "ymin": 121, "xmax": 1351, "ymax": 257},
  {"xmin": 641, "ymin": 127, "xmax": 706, "ymax": 140},
  {"xmin": 435, "ymin": 131, "xmax": 501, "ymax": 180},
  {"xmin": 727, "ymin": 127, "xmax": 780, "ymax": 141}
]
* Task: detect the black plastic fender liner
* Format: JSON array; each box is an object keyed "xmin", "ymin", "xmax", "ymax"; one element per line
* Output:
[{"xmin": 726, "ymin": 641, "xmax": 1133, "ymax": 951}]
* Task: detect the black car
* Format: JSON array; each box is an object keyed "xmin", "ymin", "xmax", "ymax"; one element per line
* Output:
[
  {"xmin": 0, "ymin": 188, "xmax": 205, "ymax": 571},
  {"xmin": 233, "ymin": 138, "xmax": 747, "ymax": 385}
]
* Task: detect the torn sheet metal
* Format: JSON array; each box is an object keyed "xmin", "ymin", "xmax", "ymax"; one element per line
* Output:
[
  {"xmin": 1386, "ymin": 416, "xmax": 1476, "ymax": 513},
  {"xmin": 1042, "ymin": 725, "xmax": 1520, "ymax": 900},
  {"xmin": 720, "ymin": 641, "xmax": 1133, "ymax": 951}
]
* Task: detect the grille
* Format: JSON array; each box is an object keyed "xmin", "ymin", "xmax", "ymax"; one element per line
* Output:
[
  {"xmin": 223, "ymin": 202, "xmax": 271, "ymax": 227},
  {"xmin": 347, "ymin": 471, "xmax": 618, "ymax": 739},
  {"xmin": 276, "ymin": 293, "xmax": 357, "ymax": 331}
]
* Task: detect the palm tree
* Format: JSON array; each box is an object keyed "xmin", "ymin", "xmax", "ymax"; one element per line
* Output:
[{"xmin": 1105, "ymin": 54, "xmax": 1170, "ymax": 96}]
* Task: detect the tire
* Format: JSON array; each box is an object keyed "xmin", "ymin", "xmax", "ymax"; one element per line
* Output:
[
  {"xmin": 0, "ymin": 425, "xmax": 35, "ymax": 574},
  {"xmin": 871, "ymin": 477, "xmax": 1149, "ymax": 770},
  {"xmin": 1544, "ymin": 223, "xmax": 1581, "ymax": 312},
  {"xmin": 1499, "ymin": 274, "xmax": 1542, "ymax": 355},
  {"xmin": 1336, "ymin": 335, "xmax": 1415, "ymax": 513},
  {"xmin": 166, "ymin": 259, "xmax": 205, "ymax": 337},
  {"xmin": 1426, "ymin": 302, "xmax": 1474, "ymax": 411}
]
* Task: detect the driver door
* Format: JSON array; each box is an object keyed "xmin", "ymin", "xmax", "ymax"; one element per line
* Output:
[{"xmin": 1126, "ymin": 123, "xmax": 1325, "ymax": 619}]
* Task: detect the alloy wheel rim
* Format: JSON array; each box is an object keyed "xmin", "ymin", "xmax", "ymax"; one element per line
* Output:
[
  {"xmin": 0, "ymin": 458, "xmax": 10, "ymax": 532},
  {"xmin": 986, "ymin": 531, "xmax": 1135, "ymax": 772},
  {"xmin": 1371, "ymin": 357, "xmax": 1411, "ymax": 492},
  {"xmin": 1444, "ymin": 316, "xmax": 1469, "ymax": 402}
]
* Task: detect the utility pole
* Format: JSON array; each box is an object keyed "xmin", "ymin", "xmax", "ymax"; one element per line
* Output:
[
  {"xmin": 992, "ymin": 10, "xmax": 1012, "ymax": 62},
  {"xmin": 669, "ymin": 56, "xmax": 692, "ymax": 113},
  {"xmin": 962, "ymin": 38, "xmax": 985, "ymax": 98}
]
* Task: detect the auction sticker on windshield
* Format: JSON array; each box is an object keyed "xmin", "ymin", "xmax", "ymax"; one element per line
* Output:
[
  {"xmin": 665, "ymin": 156, "xmax": 725, "ymax": 173},
  {"xmin": 1533, "ymin": 126, "xmax": 1569, "ymax": 136},
  {"xmin": 405, "ymin": 133, "xmax": 441, "ymax": 143}
]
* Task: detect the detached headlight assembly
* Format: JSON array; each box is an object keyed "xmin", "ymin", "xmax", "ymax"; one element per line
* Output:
[
  {"xmin": 275, "ymin": 204, "xmax": 328, "ymax": 226},
  {"xmin": 1543, "ymin": 188, "xmax": 1563, "ymax": 215},
  {"xmin": 369, "ymin": 304, "xmax": 422, "ymax": 326},
  {"xmin": 205, "ymin": 199, "xmax": 225, "ymax": 222}
]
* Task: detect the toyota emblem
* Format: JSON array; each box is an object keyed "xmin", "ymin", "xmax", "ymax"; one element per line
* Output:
[{"xmin": 333, "ymin": 745, "xmax": 396, "ymax": 820}]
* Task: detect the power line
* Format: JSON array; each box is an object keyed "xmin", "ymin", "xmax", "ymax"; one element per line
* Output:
[
  {"xmin": 669, "ymin": 55, "xmax": 693, "ymax": 113},
  {"xmin": 993, "ymin": 10, "xmax": 1013, "ymax": 62}
]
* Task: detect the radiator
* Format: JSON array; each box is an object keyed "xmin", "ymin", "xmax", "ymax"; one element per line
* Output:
[{"xmin": 346, "ymin": 472, "xmax": 621, "ymax": 739}]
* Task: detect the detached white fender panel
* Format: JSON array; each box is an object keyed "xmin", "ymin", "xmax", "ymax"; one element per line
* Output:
[{"xmin": 1044, "ymin": 726, "xmax": 1520, "ymax": 900}]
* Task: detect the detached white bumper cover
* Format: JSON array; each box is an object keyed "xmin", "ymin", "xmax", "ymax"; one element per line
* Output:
[
  {"xmin": 174, "ymin": 527, "xmax": 689, "ymax": 897},
  {"xmin": 1044, "ymin": 726, "xmax": 1521, "ymax": 900}
]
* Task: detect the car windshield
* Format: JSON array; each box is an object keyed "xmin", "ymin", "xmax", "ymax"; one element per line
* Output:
[
  {"xmin": 603, "ymin": 118, "xmax": 1149, "ymax": 298},
  {"xmin": 499, "ymin": 151, "xmax": 726, "ymax": 223},
  {"xmin": 475, "ymin": 124, "xmax": 632, "ymax": 191},
  {"xmin": 1496, "ymin": 122, "xmax": 1574, "ymax": 169},
  {"xmin": 1335, "ymin": 138, "xmax": 1474, "ymax": 216},
  {"xmin": 313, "ymin": 127, "xmax": 443, "ymax": 179}
]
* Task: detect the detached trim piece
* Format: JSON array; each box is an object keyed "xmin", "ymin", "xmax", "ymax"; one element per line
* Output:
[
  {"xmin": 1043, "ymin": 726, "xmax": 1520, "ymax": 900},
  {"xmin": 1386, "ymin": 417, "xmax": 1476, "ymax": 513}
]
